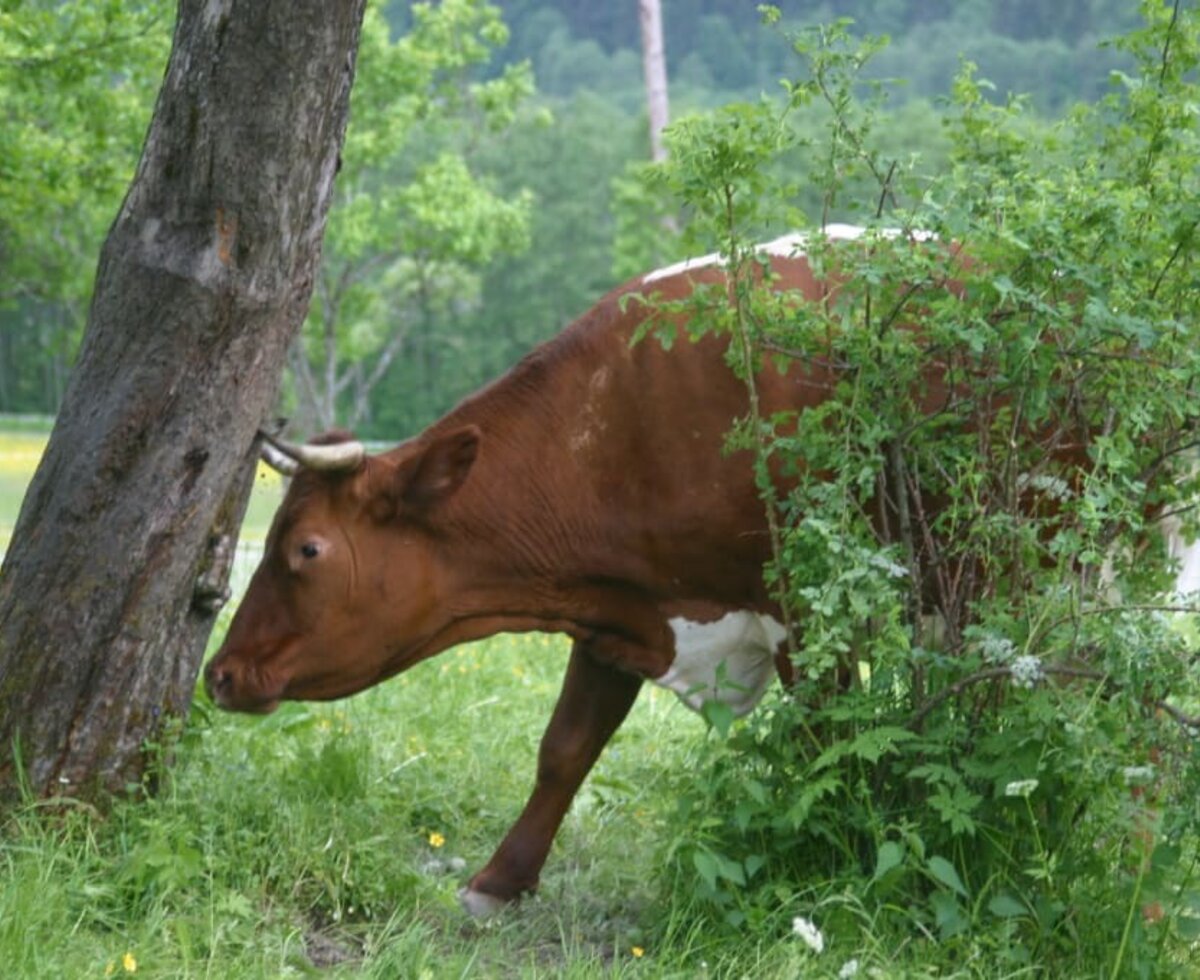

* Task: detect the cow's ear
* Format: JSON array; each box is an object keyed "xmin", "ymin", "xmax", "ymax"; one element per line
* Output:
[{"xmin": 400, "ymin": 425, "xmax": 481, "ymax": 510}]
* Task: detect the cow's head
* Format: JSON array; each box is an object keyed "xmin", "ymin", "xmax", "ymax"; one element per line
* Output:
[{"xmin": 205, "ymin": 427, "xmax": 481, "ymax": 713}]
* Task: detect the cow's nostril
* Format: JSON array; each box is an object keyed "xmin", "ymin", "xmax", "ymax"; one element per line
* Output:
[{"xmin": 206, "ymin": 663, "xmax": 232, "ymax": 700}]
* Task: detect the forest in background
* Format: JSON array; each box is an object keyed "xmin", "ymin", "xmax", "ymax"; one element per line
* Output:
[{"xmin": 0, "ymin": 0, "xmax": 1142, "ymax": 437}]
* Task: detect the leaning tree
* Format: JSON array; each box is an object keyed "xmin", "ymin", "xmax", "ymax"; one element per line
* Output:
[{"xmin": 0, "ymin": 0, "xmax": 367, "ymax": 805}]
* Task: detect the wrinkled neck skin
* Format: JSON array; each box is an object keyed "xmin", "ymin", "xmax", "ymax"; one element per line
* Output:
[
  {"xmin": 369, "ymin": 292, "xmax": 781, "ymax": 686},
  {"xmin": 215, "ymin": 260, "xmax": 831, "ymax": 711}
]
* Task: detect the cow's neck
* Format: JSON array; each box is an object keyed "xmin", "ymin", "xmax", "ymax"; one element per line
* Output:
[{"xmin": 422, "ymin": 320, "xmax": 675, "ymax": 648}]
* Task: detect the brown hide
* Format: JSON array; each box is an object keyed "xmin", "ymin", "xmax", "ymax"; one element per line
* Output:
[
  {"xmin": 204, "ymin": 241, "xmax": 949, "ymax": 910},
  {"xmin": 208, "ymin": 250, "xmax": 847, "ymax": 711}
]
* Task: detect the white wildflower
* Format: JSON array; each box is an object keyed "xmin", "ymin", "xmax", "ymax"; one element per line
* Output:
[
  {"xmin": 1016, "ymin": 473, "xmax": 1072, "ymax": 501},
  {"xmin": 870, "ymin": 553, "xmax": 909, "ymax": 578},
  {"xmin": 792, "ymin": 915, "xmax": 824, "ymax": 954},
  {"xmin": 1122, "ymin": 765, "xmax": 1155, "ymax": 786},
  {"xmin": 1009, "ymin": 654, "xmax": 1043, "ymax": 689},
  {"xmin": 838, "ymin": 958, "xmax": 861, "ymax": 978},
  {"xmin": 1005, "ymin": 778, "xmax": 1039, "ymax": 798},
  {"xmin": 979, "ymin": 634, "xmax": 1015, "ymax": 665}
]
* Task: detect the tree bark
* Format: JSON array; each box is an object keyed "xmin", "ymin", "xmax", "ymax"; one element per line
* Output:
[
  {"xmin": 0, "ymin": 0, "xmax": 367, "ymax": 806},
  {"xmin": 638, "ymin": 0, "xmax": 670, "ymax": 163}
]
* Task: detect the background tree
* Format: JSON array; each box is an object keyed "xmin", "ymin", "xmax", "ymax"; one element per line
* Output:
[
  {"xmin": 638, "ymin": 0, "xmax": 670, "ymax": 163},
  {"xmin": 287, "ymin": 0, "xmax": 533, "ymax": 434},
  {"xmin": 0, "ymin": 1, "xmax": 170, "ymax": 413},
  {"xmin": 0, "ymin": 0, "xmax": 367, "ymax": 806},
  {"xmin": 403, "ymin": 90, "xmax": 644, "ymax": 437},
  {"xmin": 0, "ymin": 2, "xmax": 1147, "ymax": 436}
]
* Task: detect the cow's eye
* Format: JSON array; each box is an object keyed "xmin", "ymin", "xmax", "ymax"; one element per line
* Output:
[{"xmin": 300, "ymin": 542, "xmax": 320, "ymax": 560}]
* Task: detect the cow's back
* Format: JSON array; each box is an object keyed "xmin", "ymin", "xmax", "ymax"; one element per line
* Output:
[{"xmin": 429, "ymin": 252, "xmax": 830, "ymax": 614}]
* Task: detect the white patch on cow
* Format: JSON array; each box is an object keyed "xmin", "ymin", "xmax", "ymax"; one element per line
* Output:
[
  {"xmin": 655, "ymin": 611, "xmax": 787, "ymax": 716},
  {"xmin": 760, "ymin": 224, "xmax": 904, "ymax": 257},
  {"xmin": 641, "ymin": 249, "xmax": 724, "ymax": 285},
  {"xmin": 757, "ymin": 231, "xmax": 810, "ymax": 259},
  {"xmin": 458, "ymin": 886, "xmax": 508, "ymax": 919},
  {"xmin": 823, "ymin": 222, "xmax": 870, "ymax": 241},
  {"xmin": 640, "ymin": 225, "xmax": 935, "ymax": 287}
]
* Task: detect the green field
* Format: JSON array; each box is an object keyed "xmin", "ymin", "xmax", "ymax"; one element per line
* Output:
[
  {"xmin": 0, "ymin": 433, "xmax": 1194, "ymax": 978},
  {"xmin": 0, "ymin": 432, "xmax": 52, "ymax": 550},
  {"xmin": 0, "ymin": 433, "xmax": 828, "ymax": 978},
  {"xmin": 0, "ymin": 432, "xmax": 285, "ymax": 549}
]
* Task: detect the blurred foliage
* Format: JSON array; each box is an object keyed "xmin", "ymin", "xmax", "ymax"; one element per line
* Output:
[
  {"xmin": 0, "ymin": 0, "xmax": 1160, "ymax": 439},
  {"xmin": 287, "ymin": 0, "xmax": 534, "ymax": 433},
  {"xmin": 0, "ymin": 0, "xmax": 170, "ymax": 411},
  {"xmin": 628, "ymin": 4, "xmax": 1200, "ymax": 974},
  {"xmin": 491, "ymin": 0, "xmax": 1139, "ymax": 110}
]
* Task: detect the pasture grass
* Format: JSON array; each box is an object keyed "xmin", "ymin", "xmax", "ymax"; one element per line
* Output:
[
  {"xmin": 11, "ymin": 632, "xmax": 1146, "ymax": 979},
  {"xmin": 2, "ymin": 635, "xmax": 850, "ymax": 979},
  {"xmin": 0, "ymin": 432, "xmax": 284, "ymax": 548},
  {"xmin": 1, "ymin": 430, "xmax": 1195, "ymax": 976},
  {"xmin": 0, "ymin": 431, "xmax": 50, "ymax": 549},
  {"xmin": 3, "ymin": 632, "xmax": 1007, "ymax": 979}
]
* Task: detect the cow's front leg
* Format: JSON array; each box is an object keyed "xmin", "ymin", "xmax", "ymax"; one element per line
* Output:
[{"xmin": 459, "ymin": 639, "xmax": 642, "ymax": 916}]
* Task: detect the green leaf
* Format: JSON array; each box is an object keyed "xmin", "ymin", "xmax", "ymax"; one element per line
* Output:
[
  {"xmin": 692, "ymin": 850, "xmax": 719, "ymax": 888},
  {"xmin": 701, "ymin": 699, "xmax": 735, "ymax": 738},
  {"xmin": 812, "ymin": 726, "xmax": 915, "ymax": 770},
  {"xmin": 1177, "ymin": 916, "xmax": 1200, "ymax": 942},
  {"xmin": 927, "ymin": 855, "xmax": 968, "ymax": 897},
  {"xmin": 873, "ymin": 840, "xmax": 905, "ymax": 881},
  {"xmin": 930, "ymin": 891, "xmax": 968, "ymax": 939},
  {"xmin": 718, "ymin": 855, "xmax": 746, "ymax": 886},
  {"xmin": 928, "ymin": 783, "xmax": 982, "ymax": 836},
  {"xmin": 987, "ymin": 893, "xmax": 1028, "ymax": 919}
]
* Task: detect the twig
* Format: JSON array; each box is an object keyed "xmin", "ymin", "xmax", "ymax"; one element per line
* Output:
[
  {"xmin": 1148, "ymin": 218, "xmax": 1198, "ymax": 301},
  {"xmin": 1031, "ymin": 603, "xmax": 1200, "ymax": 653},
  {"xmin": 909, "ymin": 661, "xmax": 1200, "ymax": 733},
  {"xmin": 722, "ymin": 188, "xmax": 797, "ymax": 668},
  {"xmin": 909, "ymin": 664, "xmax": 1104, "ymax": 730},
  {"xmin": 1157, "ymin": 0, "xmax": 1183, "ymax": 92},
  {"xmin": 875, "ymin": 160, "xmax": 898, "ymax": 219},
  {"xmin": 1157, "ymin": 701, "xmax": 1200, "ymax": 730}
]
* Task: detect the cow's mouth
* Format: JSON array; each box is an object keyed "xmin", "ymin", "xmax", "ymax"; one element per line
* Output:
[
  {"xmin": 204, "ymin": 656, "xmax": 285, "ymax": 714},
  {"xmin": 225, "ymin": 695, "xmax": 281, "ymax": 715}
]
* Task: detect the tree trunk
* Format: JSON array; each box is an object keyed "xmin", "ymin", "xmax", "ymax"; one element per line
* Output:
[
  {"xmin": 0, "ymin": 0, "xmax": 367, "ymax": 806},
  {"xmin": 638, "ymin": 0, "xmax": 670, "ymax": 163}
]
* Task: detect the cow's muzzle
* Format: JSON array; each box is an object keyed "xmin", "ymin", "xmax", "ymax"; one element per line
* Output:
[{"xmin": 204, "ymin": 658, "xmax": 281, "ymax": 714}]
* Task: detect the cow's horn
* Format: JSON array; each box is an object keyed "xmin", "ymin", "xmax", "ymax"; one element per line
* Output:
[
  {"xmin": 259, "ymin": 438, "xmax": 300, "ymax": 477},
  {"xmin": 258, "ymin": 431, "xmax": 366, "ymax": 474}
]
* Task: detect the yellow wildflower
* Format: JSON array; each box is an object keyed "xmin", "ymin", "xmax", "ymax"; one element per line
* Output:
[
  {"xmin": 428, "ymin": 831, "xmax": 446, "ymax": 848},
  {"xmin": 122, "ymin": 952, "xmax": 138, "ymax": 973},
  {"xmin": 631, "ymin": 946, "xmax": 645, "ymax": 958}
]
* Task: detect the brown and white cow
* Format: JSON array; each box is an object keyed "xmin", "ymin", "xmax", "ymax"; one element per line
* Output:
[{"xmin": 203, "ymin": 226, "xmax": 1191, "ymax": 916}]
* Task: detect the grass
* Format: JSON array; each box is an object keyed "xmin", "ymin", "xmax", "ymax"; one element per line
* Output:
[
  {"xmin": 0, "ymin": 433, "xmax": 841, "ymax": 977},
  {"xmin": 4, "ymin": 632, "xmax": 848, "ymax": 978},
  {"xmin": 1, "ymin": 430, "xmax": 1196, "ymax": 977},
  {"xmin": 0, "ymin": 432, "xmax": 284, "ymax": 549},
  {"xmin": 0, "ymin": 431, "xmax": 51, "ymax": 550}
]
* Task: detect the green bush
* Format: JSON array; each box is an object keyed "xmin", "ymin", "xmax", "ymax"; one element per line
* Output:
[{"xmin": 636, "ymin": 4, "xmax": 1200, "ymax": 974}]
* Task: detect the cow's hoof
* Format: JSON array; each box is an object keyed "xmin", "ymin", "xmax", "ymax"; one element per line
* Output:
[{"xmin": 457, "ymin": 886, "xmax": 509, "ymax": 919}]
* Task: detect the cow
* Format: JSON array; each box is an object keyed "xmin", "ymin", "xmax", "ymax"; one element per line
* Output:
[{"xmin": 203, "ymin": 225, "xmax": 1193, "ymax": 916}]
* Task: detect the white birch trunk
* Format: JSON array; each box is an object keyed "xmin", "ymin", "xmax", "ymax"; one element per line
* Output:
[{"xmin": 638, "ymin": 0, "xmax": 670, "ymax": 163}]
